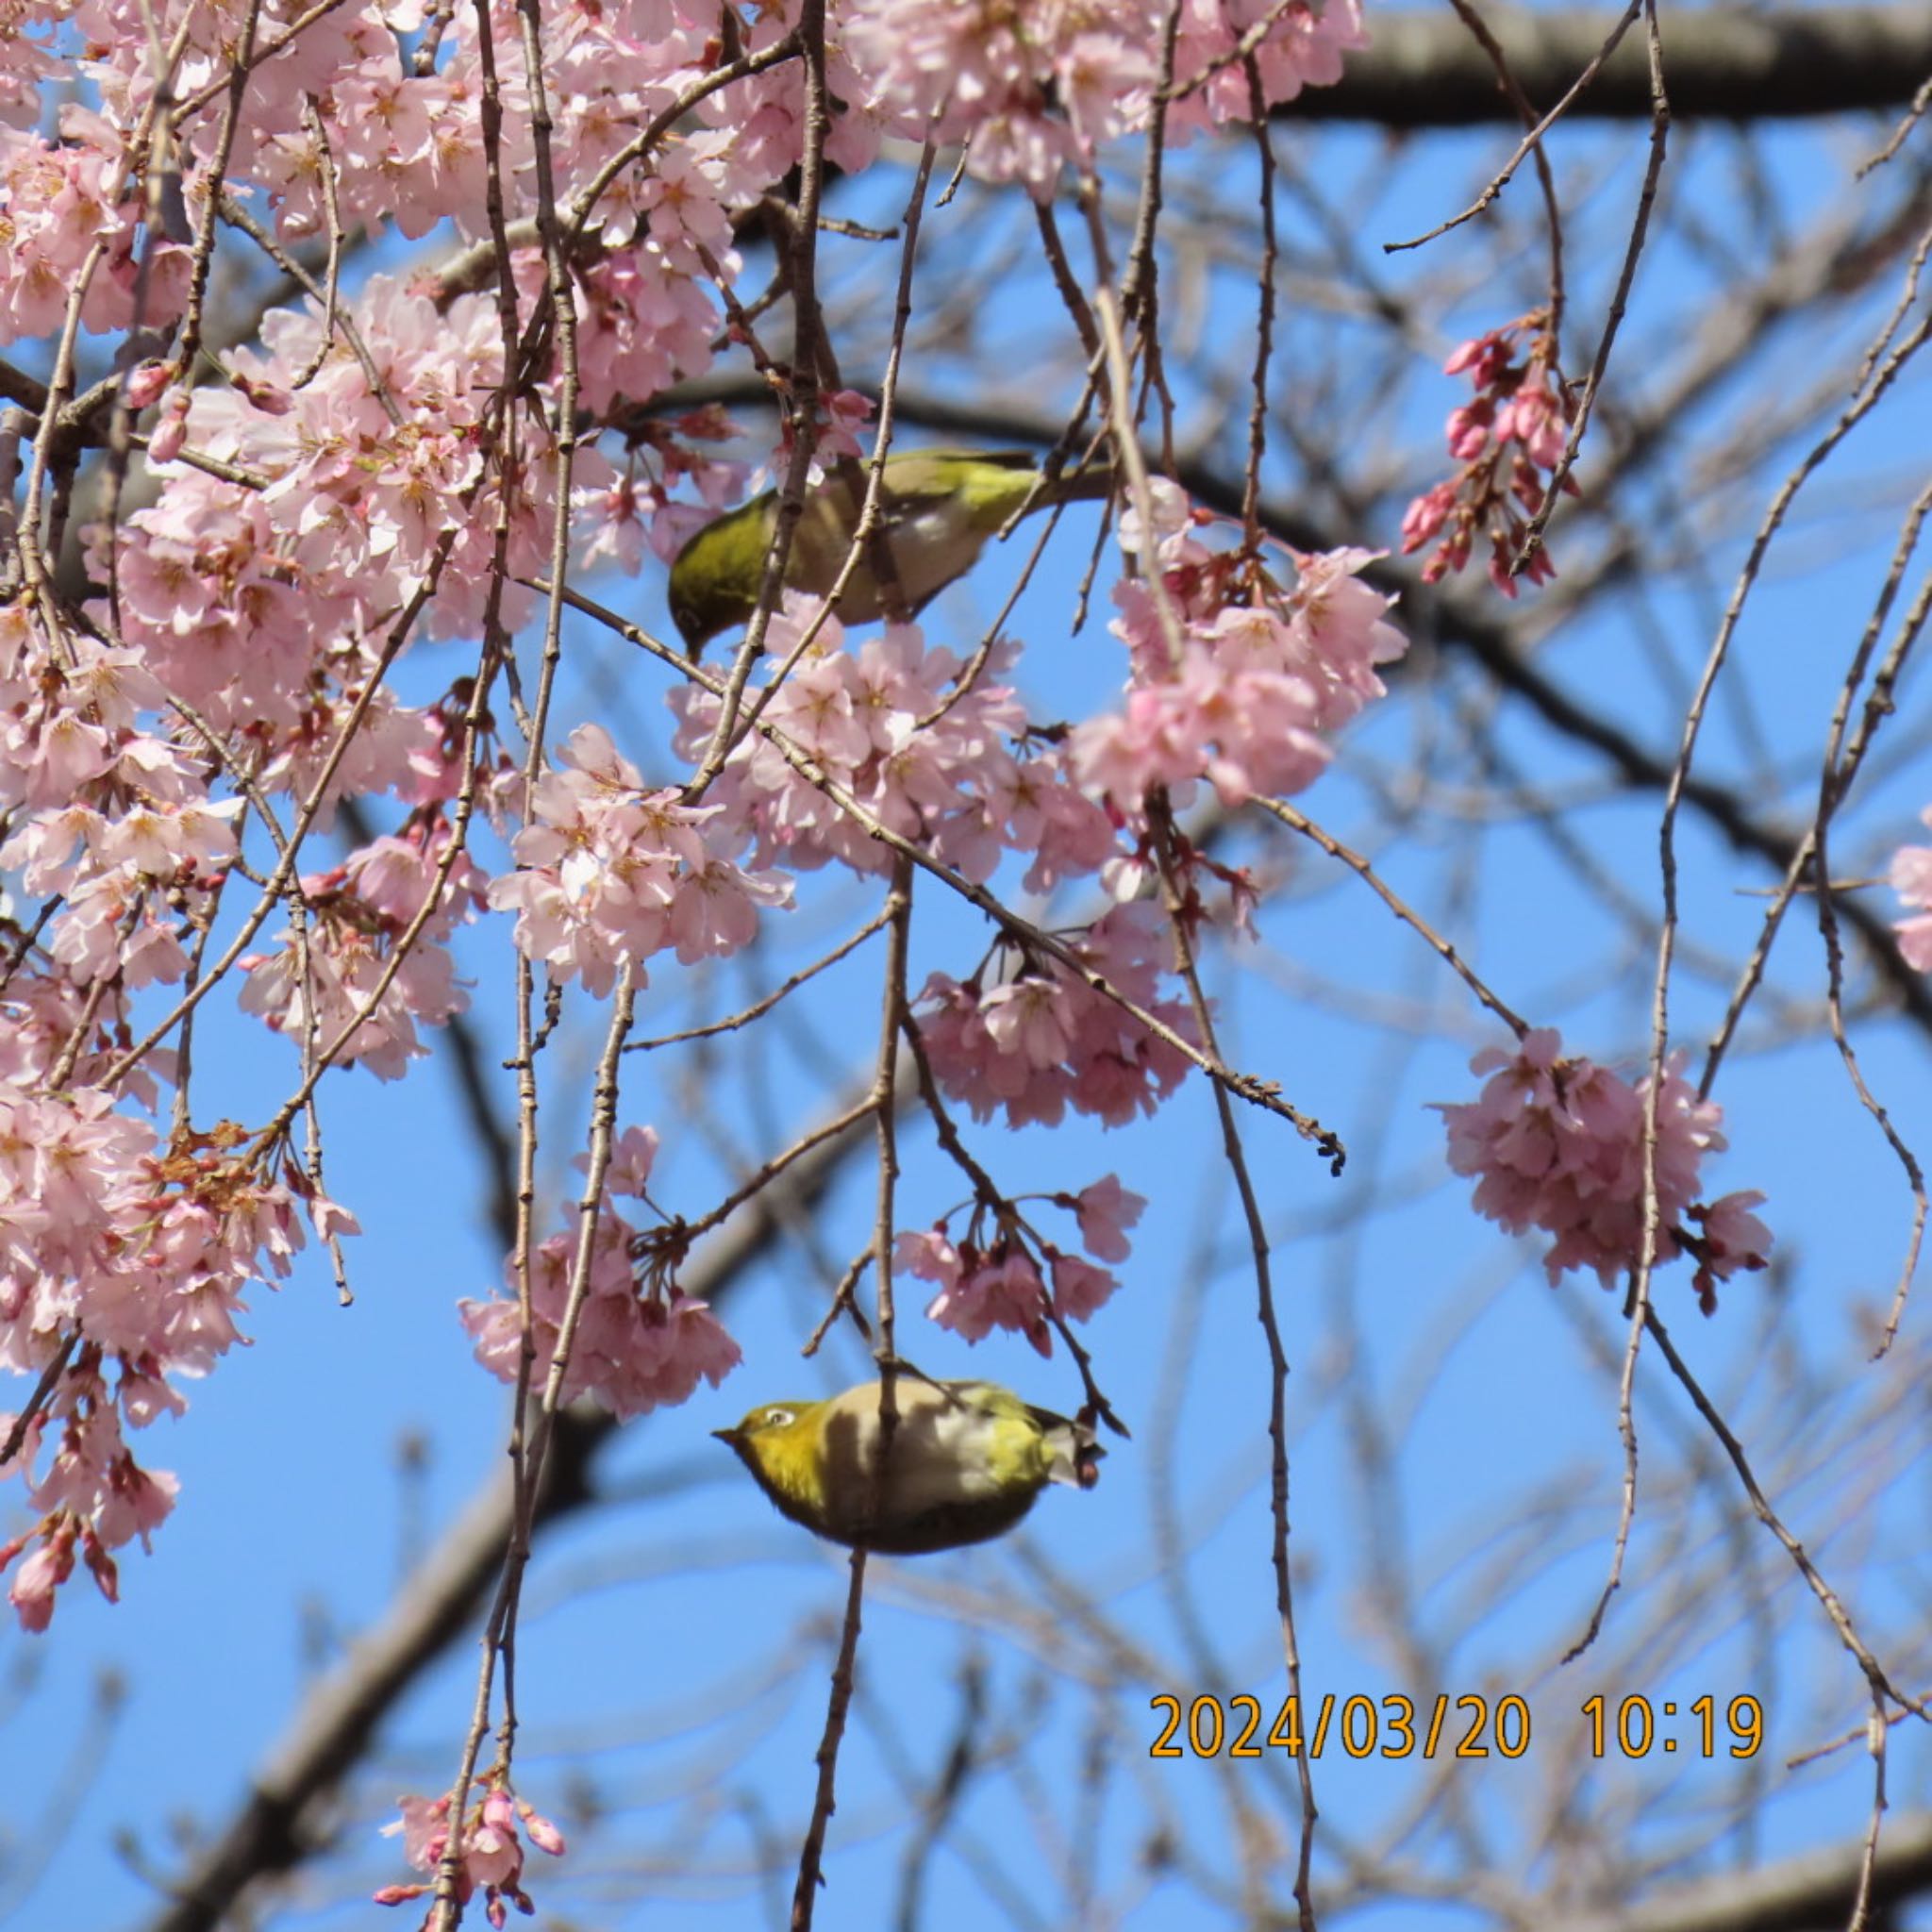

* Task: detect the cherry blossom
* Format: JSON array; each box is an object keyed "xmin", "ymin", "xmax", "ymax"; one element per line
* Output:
[
  {"xmin": 914, "ymin": 904, "xmax": 1195, "ymax": 1130},
  {"xmin": 898, "ymin": 1160, "xmax": 1141, "ymax": 1349},
  {"xmin": 488, "ymin": 722, "xmax": 791, "ymax": 997},
  {"xmin": 1889, "ymin": 810, "xmax": 1932, "ymax": 969},
  {"xmin": 1073, "ymin": 483, "xmax": 1406, "ymax": 814},
  {"xmin": 1069, "ymin": 1174, "xmax": 1148, "ymax": 1264},
  {"xmin": 241, "ymin": 821, "xmax": 487, "ymax": 1079},
  {"xmin": 1436, "ymin": 1028, "xmax": 1774, "ymax": 1305},
  {"xmin": 375, "ymin": 1781, "xmax": 566, "ymax": 1927},
  {"xmin": 1401, "ymin": 311, "xmax": 1576, "ymax": 596},
  {"xmin": 900, "ymin": 1229, "xmax": 1055, "ymax": 1355},
  {"xmin": 841, "ymin": 0, "xmax": 1365, "ymax": 195},
  {"xmin": 459, "ymin": 1136, "xmax": 741, "ymax": 1418},
  {"xmin": 671, "ymin": 602, "xmax": 1119, "ymax": 892},
  {"xmin": 0, "ymin": 109, "xmax": 190, "ymax": 345},
  {"xmin": 1685, "ymin": 1191, "xmax": 1774, "ymax": 1316},
  {"xmin": 0, "ymin": 1106, "xmax": 327, "ymax": 1627}
]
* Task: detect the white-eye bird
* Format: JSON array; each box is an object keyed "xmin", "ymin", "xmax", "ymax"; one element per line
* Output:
[
  {"xmin": 666, "ymin": 446, "xmax": 1113, "ymax": 654},
  {"xmin": 712, "ymin": 1376, "xmax": 1104, "ymax": 1555}
]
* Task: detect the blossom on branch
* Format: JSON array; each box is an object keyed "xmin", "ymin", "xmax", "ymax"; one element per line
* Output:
[
  {"xmin": 841, "ymin": 0, "xmax": 1366, "ymax": 196},
  {"xmin": 898, "ymin": 1169, "xmax": 1143, "ymax": 1349},
  {"xmin": 914, "ymin": 905, "xmax": 1194, "ymax": 1130},
  {"xmin": 459, "ymin": 1129, "xmax": 740, "ymax": 1418},
  {"xmin": 0, "ymin": 1112, "xmax": 336, "ymax": 1627},
  {"xmin": 1434, "ymin": 1028, "xmax": 1773, "ymax": 1307},
  {"xmin": 1073, "ymin": 481, "xmax": 1406, "ymax": 814},
  {"xmin": 489, "ymin": 723, "xmax": 790, "ymax": 997},
  {"xmin": 671, "ymin": 603, "xmax": 1119, "ymax": 892},
  {"xmin": 375, "ymin": 1781, "xmax": 566, "ymax": 1929},
  {"xmin": 1401, "ymin": 311, "xmax": 1576, "ymax": 596},
  {"xmin": 241, "ymin": 821, "xmax": 487, "ymax": 1079}
]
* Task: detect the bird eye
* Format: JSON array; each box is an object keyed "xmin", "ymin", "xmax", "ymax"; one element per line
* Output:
[{"xmin": 762, "ymin": 1407, "xmax": 794, "ymax": 1427}]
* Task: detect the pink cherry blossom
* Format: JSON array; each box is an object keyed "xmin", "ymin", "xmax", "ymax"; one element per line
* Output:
[
  {"xmin": 602, "ymin": 1126, "xmax": 662, "ymax": 1200},
  {"xmin": 375, "ymin": 1780, "xmax": 564, "ymax": 1925},
  {"xmin": 459, "ymin": 1147, "xmax": 741, "ymax": 1420},
  {"xmin": 841, "ymin": 0, "xmax": 1362, "ymax": 196},
  {"xmin": 489, "ymin": 722, "xmax": 791, "ymax": 996},
  {"xmin": 1686, "ymin": 1191, "xmax": 1774, "ymax": 1315},
  {"xmin": 6, "ymin": 1526, "xmax": 74, "ymax": 1632},
  {"xmin": 1402, "ymin": 310, "xmax": 1576, "ymax": 595},
  {"xmin": 0, "ymin": 1103, "xmax": 316, "ymax": 1625},
  {"xmin": 1436, "ymin": 1028, "xmax": 1774, "ymax": 1299},
  {"xmin": 916, "ymin": 1239, "xmax": 1054, "ymax": 1356},
  {"xmin": 1889, "ymin": 812, "xmax": 1932, "ymax": 969},
  {"xmin": 241, "ymin": 822, "xmax": 486, "ymax": 1079},
  {"xmin": 899, "ymin": 1185, "xmax": 1128, "ymax": 1346},
  {"xmin": 671, "ymin": 604, "xmax": 1119, "ymax": 891},
  {"xmin": 1073, "ymin": 507, "xmax": 1405, "ymax": 814},
  {"xmin": 1047, "ymin": 1250, "xmax": 1118, "ymax": 1323},
  {"xmin": 915, "ymin": 904, "xmax": 1194, "ymax": 1130},
  {"xmin": 1071, "ymin": 1174, "xmax": 1148, "ymax": 1263}
]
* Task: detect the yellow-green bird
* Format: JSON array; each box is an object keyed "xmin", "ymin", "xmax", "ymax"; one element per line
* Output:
[
  {"xmin": 713, "ymin": 1376, "xmax": 1104, "ymax": 1555},
  {"xmin": 667, "ymin": 447, "xmax": 1114, "ymax": 654}
]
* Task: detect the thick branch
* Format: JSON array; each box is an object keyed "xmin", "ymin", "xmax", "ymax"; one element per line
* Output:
[
  {"xmin": 1304, "ymin": 5, "xmax": 1932, "ymax": 125},
  {"xmin": 1559, "ymin": 1808, "xmax": 1932, "ymax": 1932},
  {"xmin": 147, "ymin": 1417, "xmax": 600, "ymax": 1932}
]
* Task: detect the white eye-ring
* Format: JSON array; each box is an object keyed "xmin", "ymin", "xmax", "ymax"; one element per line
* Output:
[{"xmin": 763, "ymin": 1407, "xmax": 795, "ymax": 1427}]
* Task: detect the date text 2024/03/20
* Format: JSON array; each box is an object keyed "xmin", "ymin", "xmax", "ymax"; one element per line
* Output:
[{"xmin": 1148, "ymin": 1691, "xmax": 1766, "ymax": 1761}]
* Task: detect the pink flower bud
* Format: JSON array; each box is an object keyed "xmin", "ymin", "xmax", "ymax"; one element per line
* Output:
[
  {"xmin": 147, "ymin": 391, "xmax": 190, "ymax": 464},
  {"xmin": 124, "ymin": 358, "xmax": 173, "ymax": 409},
  {"xmin": 518, "ymin": 1802, "xmax": 566, "ymax": 1857}
]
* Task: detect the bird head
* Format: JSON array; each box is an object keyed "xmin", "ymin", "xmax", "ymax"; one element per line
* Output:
[{"xmin": 712, "ymin": 1399, "xmax": 821, "ymax": 1503}]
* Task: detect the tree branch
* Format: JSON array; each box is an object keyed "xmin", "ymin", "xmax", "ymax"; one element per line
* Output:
[
  {"xmin": 1557, "ymin": 1808, "xmax": 1932, "ymax": 1932},
  {"xmin": 1304, "ymin": 5, "xmax": 1932, "ymax": 125}
]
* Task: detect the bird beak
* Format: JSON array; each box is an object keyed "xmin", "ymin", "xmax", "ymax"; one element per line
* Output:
[{"xmin": 710, "ymin": 1426, "xmax": 738, "ymax": 1444}]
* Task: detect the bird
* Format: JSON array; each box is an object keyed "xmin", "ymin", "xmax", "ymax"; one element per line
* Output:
[
  {"xmin": 666, "ymin": 446, "xmax": 1114, "ymax": 654},
  {"xmin": 712, "ymin": 1375, "xmax": 1105, "ymax": 1555}
]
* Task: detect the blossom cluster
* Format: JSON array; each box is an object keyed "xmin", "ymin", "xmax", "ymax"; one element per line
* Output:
[
  {"xmin": 0, "ymin": 609, "xmax": 242, "ymax": 991},
  {"xmin": 242, "ymin": 820, "xmax": 490, "ymax": 1080},
  {"xmin": 844, "ymin": 0, "xmax": 1367, "ymax": 195},
  {"xmin": 1071, "ymin": 482, "xmax": 1407, "ymax": 815},
  {"xmin": 915, "ymin": 905, "xmax": 1195, "ymax": 1130},
  {"xmin": 670, "ymin": 602, "xmax": 1118, "ymax": 891},
  {"xmin": 458, "ymin": 1127, "xmax": 741, "ymax": 1418},
  {"xmin": 375, "ymin": 1781, "xmax": 566, "ymax": 1929},
  {"xmin": 0, "ymin": 1102, "xmax": 342, "ymax": 1629},
  {"xmin": 897, "ymin": 1173, "xmax": 1147, "ymax": 1353},
  {"xmin": 489, "ymin": 723, "xmax": 791, "ymax": 997},
  {"xmin": 1401, "ymin": 312, "xmax": 1576, "ymax": 596},
  {"xmin": 1436, "ymin": 1028, "xmax": 1773, "ymax": 1312},
  {"xmin": 0, "ymin": 106, "xmax": 191, "ymax": 343}
]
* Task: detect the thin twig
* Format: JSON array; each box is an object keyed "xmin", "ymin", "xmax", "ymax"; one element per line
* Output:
[
  {"xmin": 1384, "ymin": 3, "xmax": 1642, "ymax": 254},
  {"xmin": 1513, "ymin": 0, "xmax": 1669, "ymax": 575}
]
